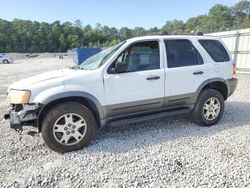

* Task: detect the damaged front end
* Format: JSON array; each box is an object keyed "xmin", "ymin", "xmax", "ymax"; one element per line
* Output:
[{"xmin": 4, "ymin": 103, "xmax": 41, "ymax": 131}]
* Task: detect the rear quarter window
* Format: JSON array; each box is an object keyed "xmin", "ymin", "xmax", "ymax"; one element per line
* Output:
[{"xmin": 199, "ymin": 39, "xmax": 230, "ymax": 62}]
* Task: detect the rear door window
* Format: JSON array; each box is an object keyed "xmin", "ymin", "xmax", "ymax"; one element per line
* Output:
[
  {"xmin": 165, "ymin": 39, "xmax": 204, "ymax": 68},
  {"xmin": 199, "ymin": 40, "xmax": 230, "ymax": 62}
]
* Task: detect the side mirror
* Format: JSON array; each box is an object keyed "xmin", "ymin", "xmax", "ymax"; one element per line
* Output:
[{"xmin": 111, "ymin": 62, "xmax": 128, "ymax": 74}]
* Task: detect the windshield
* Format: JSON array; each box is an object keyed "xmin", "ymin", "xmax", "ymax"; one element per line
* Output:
[{"xmin": 79, "ymin": 41, "xmax": 125, "ymax": 70}]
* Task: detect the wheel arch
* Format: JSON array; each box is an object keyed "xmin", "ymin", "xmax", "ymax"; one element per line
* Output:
[
  {"xmin": 196, "ymin": 78, "xmax": 229, "ymax": 101},
  {"xmin": 37, "ymin": 92, "xmax": 104, "ymax": 132}
]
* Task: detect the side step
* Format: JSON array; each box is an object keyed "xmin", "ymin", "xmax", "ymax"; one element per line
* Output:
[{"xmin": 108, "ymin": 108, "xmax": 191, "ymax": 127}]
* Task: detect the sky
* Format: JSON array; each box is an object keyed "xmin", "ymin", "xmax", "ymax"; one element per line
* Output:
[{"xmin": 1, "ymin": 0, "xmax": 240, "ymax": 29}]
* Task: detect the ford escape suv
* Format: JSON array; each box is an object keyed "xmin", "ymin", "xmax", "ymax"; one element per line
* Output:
[{"xmin": 5, "ymin": 35, "xmax": 238, "ymax": 153}]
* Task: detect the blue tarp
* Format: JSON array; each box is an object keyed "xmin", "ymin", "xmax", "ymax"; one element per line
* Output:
[{"xmin": 72, "ymin": 48, "xmax": 101, "ymax": 65}]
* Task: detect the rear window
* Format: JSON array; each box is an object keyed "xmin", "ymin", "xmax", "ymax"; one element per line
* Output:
[{"xmin": 199, "ymin": 40, "xmax": 230, "ymax": 62}]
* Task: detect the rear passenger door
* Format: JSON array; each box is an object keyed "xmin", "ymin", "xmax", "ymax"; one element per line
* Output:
[{"xmin": 164, "ymin": 39, "xmax": 208, "ymax": 105}]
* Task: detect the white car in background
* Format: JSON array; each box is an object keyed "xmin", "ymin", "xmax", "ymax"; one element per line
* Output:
[{"xmin": 0, "ymin": 54, "xmax": 13, "ymax": 64}]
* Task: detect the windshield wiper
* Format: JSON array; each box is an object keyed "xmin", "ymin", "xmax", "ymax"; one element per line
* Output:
[
  {"xmin": 70, "ymin": 65, "xmax": 87, "ymax": 70},
  {"xmin": 70, "ymin": 65, "xmax": 78, "ymax": 69}
]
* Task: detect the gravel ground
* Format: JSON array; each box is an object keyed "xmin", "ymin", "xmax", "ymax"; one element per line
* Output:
[{"xmin": 0, "ymin": 58, "xmax": 250, "ymax": 187}]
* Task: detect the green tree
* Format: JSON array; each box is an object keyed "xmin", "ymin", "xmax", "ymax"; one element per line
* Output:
[
  {"xmin": 133, "ymin": 27, "xmax": 146, "ymax": 37},
  {"xmin": 74, "ymin": 19, "xmax": 83, "ymax": 29},
  {"xmin": 232, "ymin": 0, "xmax": 250, "ymax": 29},
  {"xmin": 0, "ymin": 1, "xmax": 249, "ymax": 53},
  {"xmin": 148, "ymin": 27, "xmax": 159, "ymax": 34},
  {"xmin": 119, "ymin": 27, "xmax": 132, "ymax": 40},
  {"xmin": 205, "ymin": 4, "xmax": 234, "ymax": 32},
  {"xmin": 161, "ymin": 20, "xmax": 185, "ymax": 34}
]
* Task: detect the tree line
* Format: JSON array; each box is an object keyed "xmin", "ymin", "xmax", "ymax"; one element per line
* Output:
[{"xmin": 0, "ymin": 0, "xmax": 249, "ymax": 53}]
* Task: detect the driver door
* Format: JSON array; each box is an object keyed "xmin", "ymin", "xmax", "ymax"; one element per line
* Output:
[{"xmin": 103, "ymin": 41, "xmax": 165, "ymax": 117}]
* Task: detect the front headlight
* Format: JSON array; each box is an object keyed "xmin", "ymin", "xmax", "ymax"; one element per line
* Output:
[{"xmin": 8, "ymin": 90, "xmax": 31, "ymax": 104}]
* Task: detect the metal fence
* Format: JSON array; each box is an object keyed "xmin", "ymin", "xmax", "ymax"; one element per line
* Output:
[{"xmin": 207, "ymin": 28, "xmax": 250, "ymax": 72}]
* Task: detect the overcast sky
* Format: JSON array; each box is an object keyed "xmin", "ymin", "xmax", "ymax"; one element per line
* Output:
[{"xmin": 1, "ymin": 0, "xmax": 240, "ymax": 29}]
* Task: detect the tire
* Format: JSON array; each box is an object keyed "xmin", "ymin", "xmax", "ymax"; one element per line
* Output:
[
  {"xmin": 3, "ymin": 59, "xmax": 9, "ymax": 64},
  {"xmin": 41, "ymin": 102, "xmax": 97, "ymax": 153},
  {"xmin": 192, "ymin": 89, "xmax": 225, "ymax": 126}
]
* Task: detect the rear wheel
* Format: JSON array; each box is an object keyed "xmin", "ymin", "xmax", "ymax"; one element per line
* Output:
[
  {"xmin": 41, "ymin": 102, "xmax": 97, "ymax": 153},
  {"xmin": 192, "ymin": 89, "xmax": 224, "ymax": 126}
]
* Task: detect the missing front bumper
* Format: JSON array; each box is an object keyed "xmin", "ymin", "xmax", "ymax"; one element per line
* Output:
[{"xmin": 5, "ymin": 103, "xmax": 41, "ymax": 131}]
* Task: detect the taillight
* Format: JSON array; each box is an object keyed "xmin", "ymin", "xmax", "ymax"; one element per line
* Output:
[{"xmin": 233, "ymin": 63, "xmax": 237, "ymax": 76}]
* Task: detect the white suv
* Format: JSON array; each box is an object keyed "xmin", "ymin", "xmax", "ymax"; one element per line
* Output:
[{"xmin": 5, "ymin": 35, "xmax": 238, "ymax": 153}]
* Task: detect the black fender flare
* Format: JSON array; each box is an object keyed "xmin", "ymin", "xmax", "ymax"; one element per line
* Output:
[
  {"xmin": 37, "ymin": 91, "xmax": 104, "ymax": 131},
  {"xmin": 194, "ymin": 78, "xmax": 229, "ymax": 101}
]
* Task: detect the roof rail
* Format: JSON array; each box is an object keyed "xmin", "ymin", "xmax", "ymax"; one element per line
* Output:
[
  {"xmin": 196, "ymin": 32, "xmax": 203, "ymax": 36},
  {"xmin": 161, "ymin": 31, "xmax": 169, "ymax": 35},
  {"xmin": 147, "ymin": 32, "xmax": 204, "ymax": 37}
]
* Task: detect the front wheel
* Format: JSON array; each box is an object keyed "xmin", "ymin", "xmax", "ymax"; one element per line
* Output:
[
  {"xmin": 3, "ymin": 59, "xmax": 9, "ymax": 64},
  {"xmin": 192, "ymin": 89, "xmax": 225, "ymax": 126},
  {"xmin": 41, "ymin": 102, "xmax": 97, "ymax": 153}
]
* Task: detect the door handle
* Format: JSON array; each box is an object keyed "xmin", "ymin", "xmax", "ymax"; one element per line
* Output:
[
  {"xmin": 146, "ymin": 76, "xmax": 160, "ymax": 80},
  {"xmin": 193, "ymin": 71, "xmax": 204, "ymax": 75}
]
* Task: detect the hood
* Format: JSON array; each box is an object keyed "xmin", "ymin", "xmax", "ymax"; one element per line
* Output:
[{"xmin": 8, "ymin": 69, "xmax": 77, "ymax": 91}]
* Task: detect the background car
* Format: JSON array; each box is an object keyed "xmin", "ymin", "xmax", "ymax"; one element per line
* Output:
[{"xmin": 0, "ymin": 54, "xmax": 13, "ymax": 64}]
